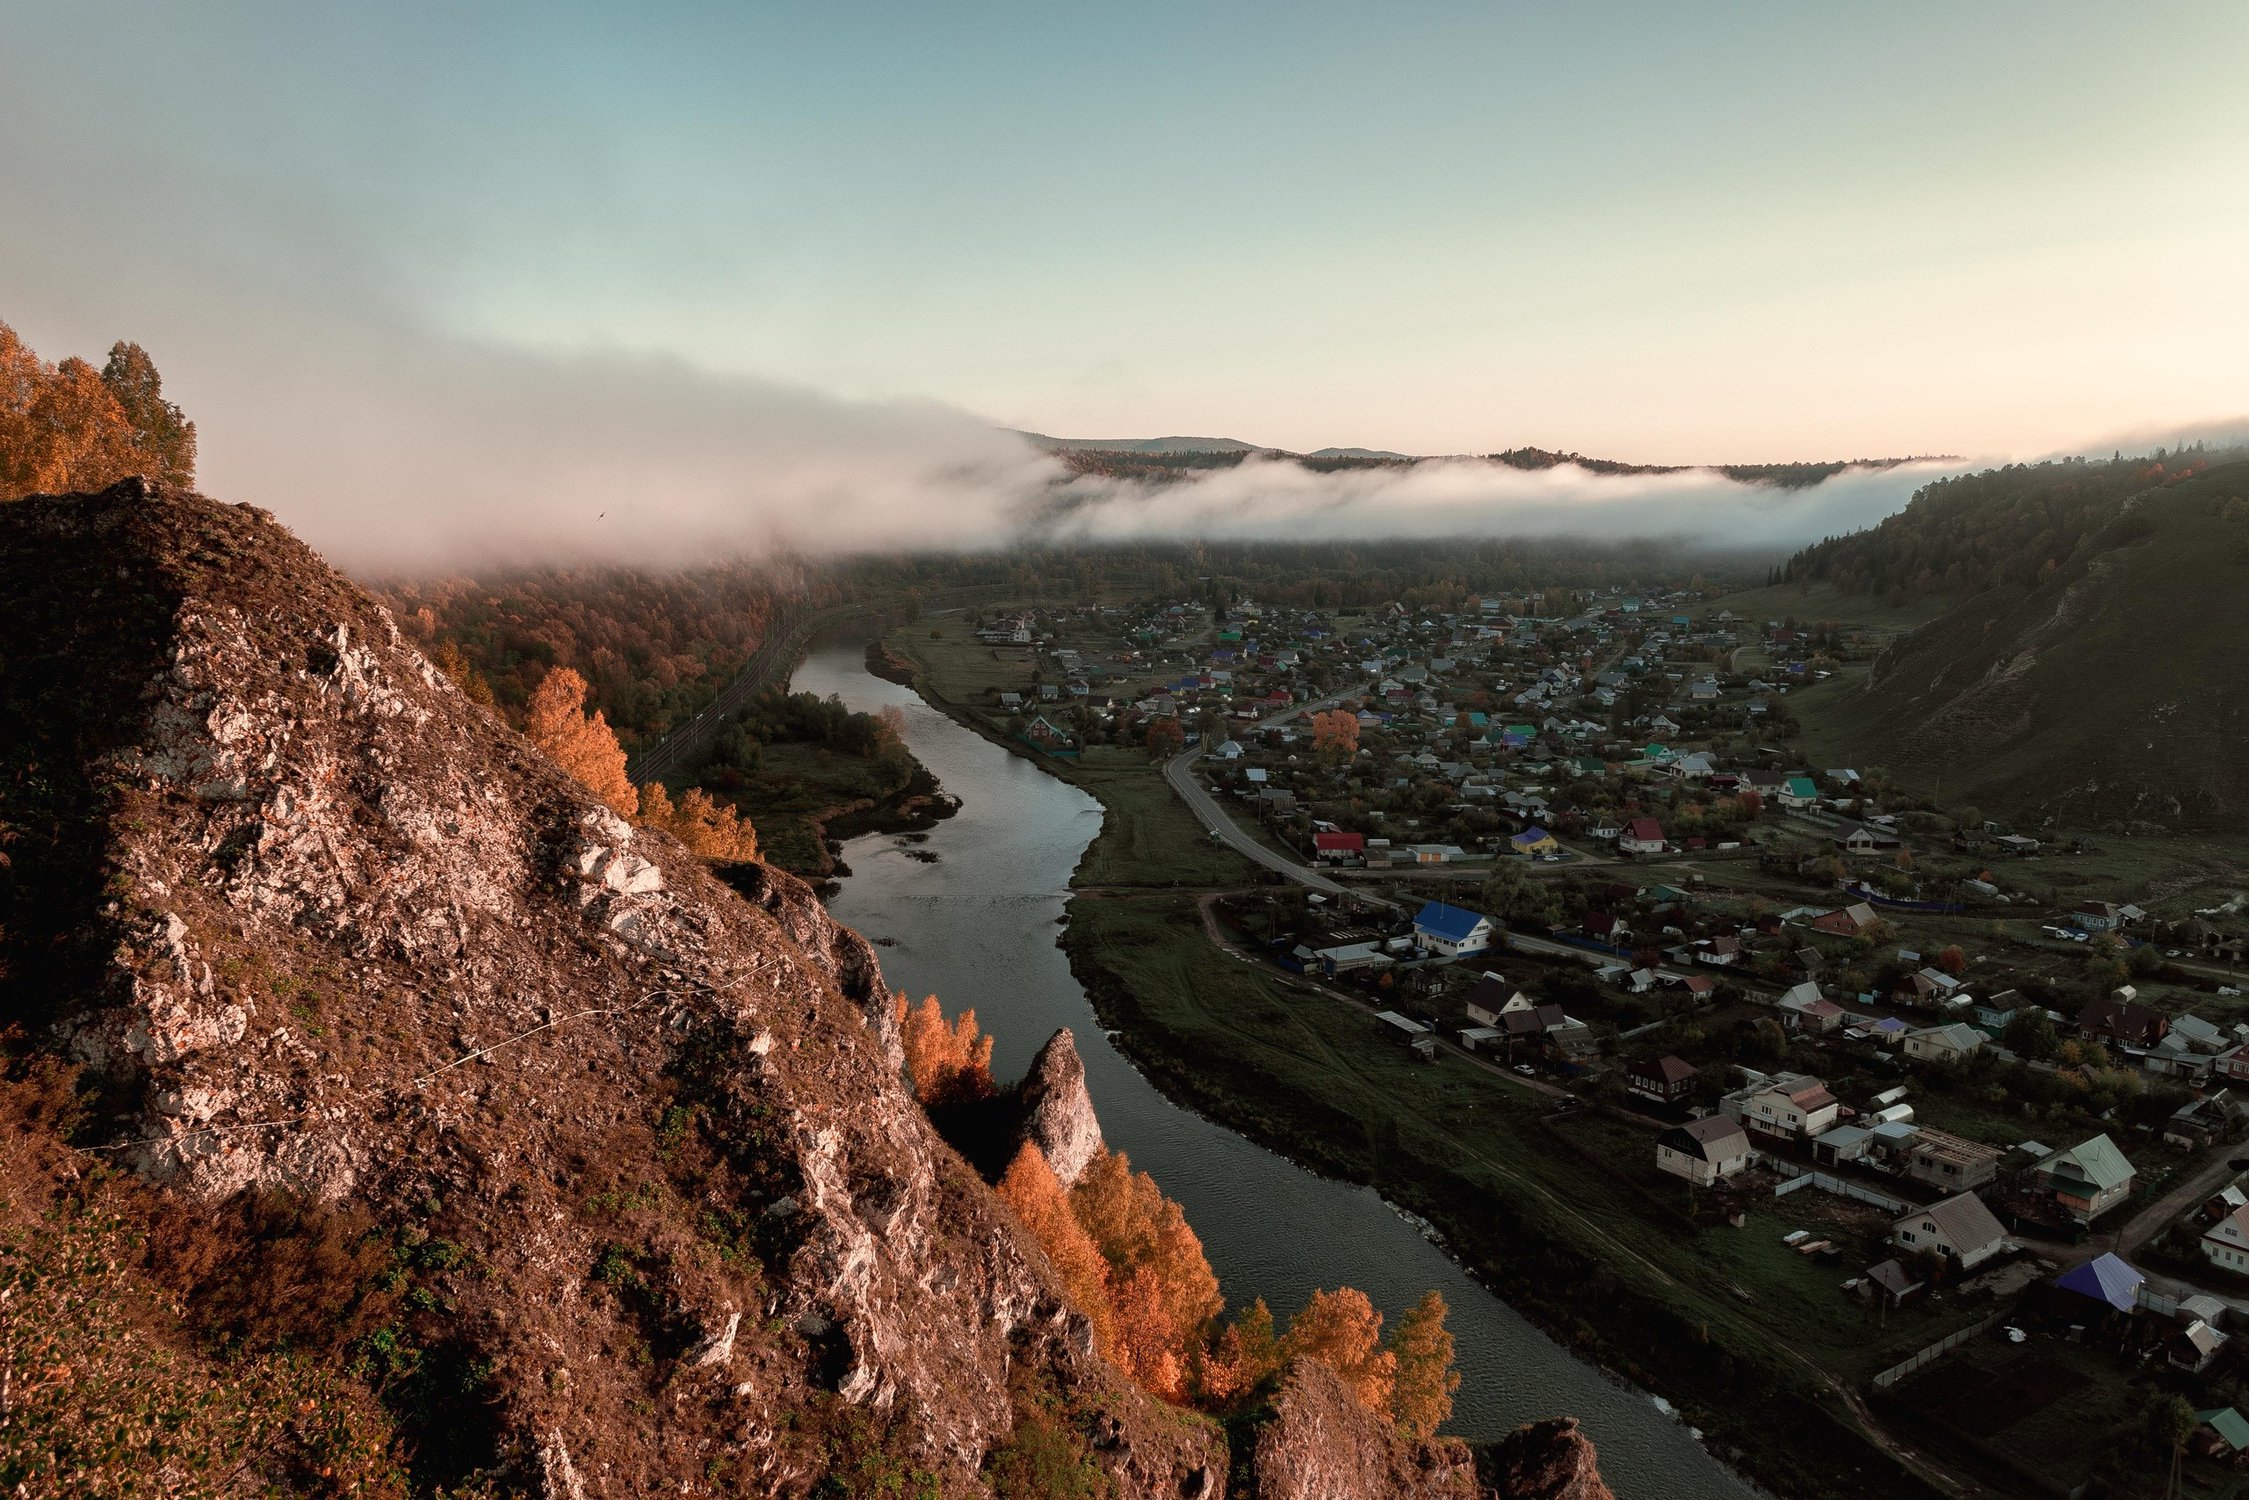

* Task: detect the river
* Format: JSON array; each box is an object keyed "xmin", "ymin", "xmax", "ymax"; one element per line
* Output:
[{"xmin": 792, "ymin": 642, "xmax": 1755, "ymax": 1500}]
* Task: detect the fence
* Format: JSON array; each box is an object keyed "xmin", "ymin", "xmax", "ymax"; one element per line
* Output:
[
  {"xmin": 1843, "ymin": 882, "xmax": 1968, "ymax": 916},
  {"xmin": 1769, "ymin": 1163, "xmax": 1912, "ymax": 1214},
  {"xmin": 1514, "ymin": 930, "xmax": 1635, "ymax": 960},
  {"xmin": 1870, "ymin": 1312, "xmax": 2005, "ymax": 1389}
]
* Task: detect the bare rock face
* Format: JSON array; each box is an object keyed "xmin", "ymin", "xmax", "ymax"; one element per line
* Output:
[
  {"xmin": 0, "ymin": 481, "xmax": 1218, "ymax": 1497},
  {"xmin": 1250, "ymin": 1360, "xmax": 1482, "ymax": 1500},
  {"xmin": 1017, "ymin": 1026, "xmax": 1104, "ymax": 1185},
  {"xmin": 1486, "ymin": 1419, "xmax": 1616, "ymax": 1500}
]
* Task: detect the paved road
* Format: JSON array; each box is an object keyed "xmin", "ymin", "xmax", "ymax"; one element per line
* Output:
[{"xmin": 1159, "ymin": 683, "xmax": 1373, "ymax": 901}]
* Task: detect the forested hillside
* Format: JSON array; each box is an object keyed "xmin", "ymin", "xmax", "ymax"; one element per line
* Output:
[
  {"xmin": 1791, "ymin": 457, "xmax": 2249, "ymax": 829},
  {"xmin": 1785, "ymin": 443, "xmax": 2246, "ymax": 599},
  {"xmin": 1492, "ymin": 446, "xmax": 1930, "ymax": 490},
  {"xmin": 376, "ymin": 566, "xmax": 798, "ymax": 749}
]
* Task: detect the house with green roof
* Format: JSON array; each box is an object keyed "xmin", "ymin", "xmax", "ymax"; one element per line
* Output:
[
  {"xmin": 1779, "ymin": 775, "xmax": 1821, "ymax": 809},
  {"xmin": 2035, "ymin": 1132, "xmax": 2136, "ymax": 1222},
  {"xmin": 2195, "ymin": 1408, "xmax": 2249, "ymax": 1458}
]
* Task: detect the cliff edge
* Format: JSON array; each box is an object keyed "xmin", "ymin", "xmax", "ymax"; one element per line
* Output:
[{"xmin": 0, "ymin": 480, "xmax": 1618, "ymax": 1499}]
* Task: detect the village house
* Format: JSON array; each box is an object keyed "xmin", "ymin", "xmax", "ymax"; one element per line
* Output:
[
  {"xmin": 1891, "ymin": 1128, "xmax": 2004, "ymax": 1191},
  {"xmin": 1805, "ymin": 902, "xmax": 1881, "ymax": 938},
  {"xmin": 1655, "ymin": 1116, "xmax": 1752, "ymax": 1187},
  {"xmin": 1510, "ymin": 826, "xmax": 1561, "ymax": 858},
  {"xmin": 1778, "ymin": 775, "xmax": 1821, "ymax": 810},
  {"xmin": 1618, "ymin": 817, "xmax": 1666, "ymax": 856},
  {"xmin": 1890, "ymin": 1191, "xmax": 2008, "ymax": 1270},
  {"xmin": 1460, "ymin": 974, "xmax": 1530, "ymax": 1027},
  {"xmin": 1902, "ymin": 1022, "xmax": 1984, "ymax": 1065},
  {"xmin": 1413, "ymin": 901, "xmax": 1495, "ymax": 959},
  {"xmin": 2078, "ymin": 989, "xmax": 2170, "ymax": 1050},
  {"xmin": 1775, "ymin": 982, "xmax": 1846, "ymax": 1033},
  {"xmin": 2035, "ymin": 1134, "xmax": 2136, "ymax": 1222},
  {"xmin": 2202, "ymin": 1204, "xmax": 2249, "ymax": 1275},
  {"xmin": 1626, "ymin": 1055, "xmax": 1698, "ymax": 1106},
  {"xmin": 1722, "ymin": 1072, "xmax": 1841, "ymax": 1143},
  {"xmin": 1312, "ymin": 830, "xmax": 1366, "ymax": 864}
]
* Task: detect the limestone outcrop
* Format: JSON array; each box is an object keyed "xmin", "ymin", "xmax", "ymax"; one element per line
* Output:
[
  {"xmin": 1017, "ymin": 1026, "xmax": 1105, "ymax": 1185},
  {"xmin": 0, "ymin": 479, "xmax": 1624, "ymax": 1500}
]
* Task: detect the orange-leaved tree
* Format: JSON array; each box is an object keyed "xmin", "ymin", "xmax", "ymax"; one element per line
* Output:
[
  {"xmin": 894, "ymin": 993, "xmax": 994, "ymax": 1108},
  {"xmin": 1144, "ymin": 716, "xmax": 1185, "ymax": 761},
  {"xmin": 523, "ymin": 666, "xmax": 638, "ymax": 818},
  {"xmin": 1070, "ymin": 1149, "xmax": 1223, "ymax": 1403},
  {"xmin": 1, "ymin": 324, "xmax": 195, "ymax": 499},
  {"xmin": 638, "ymin": 781, "xmax": 759, "ymax": 863},
  {"xmin": 1197, "ymin": 1297, "xmax": 1282, "ymax": 1409},
  {"xmin": 1311, "ymin": 708, "xmax": 1359, "ymax": 765},
  {"xmin": 998, "ymin": 1142, "xmax": 1116, "ymax": 1360},
  {"xmin": 1386, "ymin": 1289, "xmax": 1459, "ymax": 1441},
  {"xmin": 1282, "ymin": 1287, "xmax": 1396, "ymax": 1413}
]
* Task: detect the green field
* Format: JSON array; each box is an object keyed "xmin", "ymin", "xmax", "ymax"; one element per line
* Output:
[
  {"xmin": 1693, "ymin": 579, "xmax": 1960, "ymax": 632},
  {"xmin": 1066, "ymin": 747, "xmax": 1259, "ymax": 888}
]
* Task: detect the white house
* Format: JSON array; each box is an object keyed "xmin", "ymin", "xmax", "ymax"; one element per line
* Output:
[
  {"xmin": 1890, "ymin": 1192, "xmax": 2008, "ymax": 1270},
  {"xmin": 1413, "ymin": 901, "xmax": 1495, "ymax": 958},
  {"xmin": 2204, "ymin": 1205, "xmax": 2249, "ymax": 1275},
  {"xmin": 1656, "ymin": 1117, "xmax": 1752, "ymax": 1187}
]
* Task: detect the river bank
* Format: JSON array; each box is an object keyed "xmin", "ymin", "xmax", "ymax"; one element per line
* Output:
[
  {"xmin": 794, "ymin": 640, "xmax": 1760, "ymax": 1500},
  {"xmin": 859, "ymin": 624, "xmax": 1950, "ymax": 1500},
  {"xmin": 1058, "ymin": 893, "xmax": 1938, "ymax": 1500}
]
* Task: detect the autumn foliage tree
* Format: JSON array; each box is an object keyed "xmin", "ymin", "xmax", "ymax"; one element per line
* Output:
[
  {"xmin": 1, "ymin": 323, "xmax": 196, "ymax": 499},
  {"xmin": 1311, "ymin": 708, "xmax": 1360, "ymax": 765},
  {"xmin": 1281, "ymin": 1287, "xmax": 1395, "ymax": 1413},
  {"xmin": 524, "ymin": 666, "xmax": 638, "ymax": 818},
  {"xmin": 1069, "ymin": 1149, "xmax": 1223, "ymax": 1402},
  {"xmin": 1143, "ymin": 716, "xmax": 1185, "ymax": 760},
  {"xmin": 899, "ymin": 1013, "xmax": 1454, "ymax": 1430},
  {"xmin": 894, "ymin": 993, "xmax": 994, "ymax": 1108},
  {"xmin": 1386, "ymin": 1290, "xmax": 1460, "ymax": 1441},
  {"xmin": 998, "ymin": 1144, "xmax": 1116, "ymax": 1360},
  {"xmin": 637, "ymin": 781, "xmax": 759, "ymax": 863}
]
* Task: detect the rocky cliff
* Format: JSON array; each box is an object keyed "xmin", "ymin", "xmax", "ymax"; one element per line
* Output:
[{"xmin": 0, "ymin": 481, "xmax": 1617, "ymax": 1499}]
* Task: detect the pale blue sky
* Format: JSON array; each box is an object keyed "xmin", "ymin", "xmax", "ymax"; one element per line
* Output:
[{"xmin": 5, "ymin": 1, "xmax": 2245, "ymax": 478}]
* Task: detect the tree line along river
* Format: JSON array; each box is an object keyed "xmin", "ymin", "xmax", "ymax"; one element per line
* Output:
[{"xmin": 791, "ymin": 641, "xmax": 1756, "ymax": 1500}]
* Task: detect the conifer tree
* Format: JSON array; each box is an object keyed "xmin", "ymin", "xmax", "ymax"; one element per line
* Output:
[{"xmin": 99, "ymin": 341, "xmax": 197, "ymax": 486}]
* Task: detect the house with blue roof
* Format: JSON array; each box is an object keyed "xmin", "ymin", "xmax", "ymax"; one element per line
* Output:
[
  {"xmin": 2053, "ymin": 1252, "xmax": 2143, "ymax": 1313},
  {"xmin": 1413, "ymin": 901, "xmax": 1495, "ymax": 958}
]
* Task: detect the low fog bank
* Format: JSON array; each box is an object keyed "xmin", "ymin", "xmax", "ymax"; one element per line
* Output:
[
  {"xmin": 1032, "ymin": 453, "xmax": 1966, "ymax": 553},
  {"xmin": 198, "ymin": 327, "xmax": 1964, "ymax": 570}
]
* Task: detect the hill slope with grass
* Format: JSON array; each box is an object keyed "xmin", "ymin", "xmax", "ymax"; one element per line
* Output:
[{"xmin": 1789, "ymin": 457, "xmax": 2249, "ymax": 828}]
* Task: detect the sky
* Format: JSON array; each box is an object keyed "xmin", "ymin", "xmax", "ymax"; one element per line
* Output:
[{"xmin": 3, "ymin": 2, "xmax": 2245, "ymax": 564}]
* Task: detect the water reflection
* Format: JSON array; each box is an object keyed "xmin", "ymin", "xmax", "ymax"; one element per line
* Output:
[{"xmin": 793, "ymin": 643, "xmax": 1752, "ymax": 1500}]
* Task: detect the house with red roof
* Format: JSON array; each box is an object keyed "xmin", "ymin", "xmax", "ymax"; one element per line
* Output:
[{"xmin": 1618, "ymin": 817, "xmax": 1666, "ymax": 856}]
